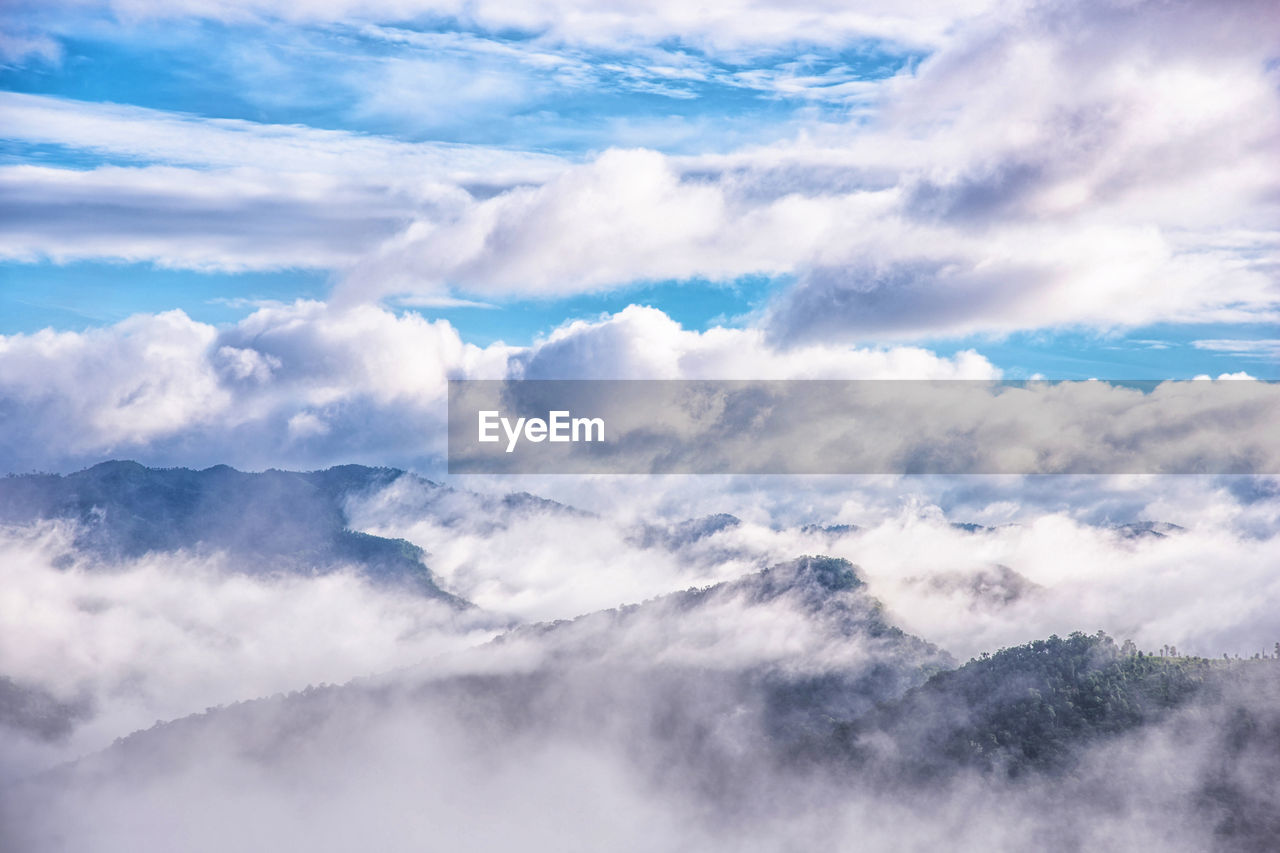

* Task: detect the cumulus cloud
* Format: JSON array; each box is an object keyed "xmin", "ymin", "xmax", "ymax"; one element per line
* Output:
[
  {"xmin": 0, "ymin": 301, "xmax": 995, "ymax": 472},
  {"xmin": 339, "ymin": 147, "xmax": 857, "ymax": 297},
  {"xmin": 509, "ymin": 305, "xmax": 997, "ymax": 379},
  {"xmin": 758, "ymin": 0, "xmax": 1280, "ymax": 339},
  {"xmin": 5, "ymin": 2, "xmax": 1280, "ymax": 845},
  {"xmin": 0, "ymin": 302, "xmax": 493, "ymax": 471},
  {"xmin": 7, "ymin": 1, "xmax": 1277, "ymax": 339},
  {"xmin": 332, "ymin": 0, "xmax": 1280, "ymax": 338}
]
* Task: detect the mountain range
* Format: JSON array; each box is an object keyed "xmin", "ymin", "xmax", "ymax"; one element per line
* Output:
[{"xmin": 1, "ymin": 463, "xmax": 1277, "ymax": 851}]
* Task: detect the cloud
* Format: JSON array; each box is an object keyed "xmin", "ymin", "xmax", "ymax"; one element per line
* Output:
[
  {"xmin": 0, "ymin": 302, "xmax": 502, "ymax": 471},
  {"xmin": 756, "ymin": 0, "xmax": 1280, "ymax": 340},
  {"xmin": 0, "ymin": 522, "xmax": 498, "ymax": 781},
  {"xmin": 509, "ymin": 304, "xmax": 998, "ymax": 379},
  {"xmin": 0, "ymin": 450, "xmax": 1277, "ymax": 848},
  {"xmin": 0, "ymin": 93, "xmax": 567, "ymax": 180},
  {"xmin": 0, "ymin": 164, "xmax": 436, "ymax": 271},
  {"xmin": 1193, "ymin": 340, "xmax": 1280, "ymax": 360},
  {"xmin": 0, "ymin": 28, "xmax": 62, "ymax": 65},
  {"xmin": 330, "ymin": 0, "xmax": 1280, "ymax": 337},
  {"xmin": 349, "ymin": 471, "xmax": 1280, "ymax": 661},
  {"xmin": 6, "ymin": 490, "xmax": 1280, "ymax": 851},
  {"xmin": 0, "ymin": 94, "xmax": 567, "ymax": 271},
  {"xmin": 0, "ymin": 301, "xmax": 995, "ymax": 472},
  {"xmin": 28, "ymin": 0, "xmax": 997, "ymax": 53},
  {"xmin": 8, "ymin": 1, "xmax": 1278, "ymax": 339},
  {"xmin": 339, "ymin": 147, "xmax": 822, "ymax": 298},
  {"xmin": 829, "ymin": 504, "xmax": 1280, "ymax": 661},
  {"xmin": 345, "ymin": 473, "xmax": 769, "ymax": 621}
]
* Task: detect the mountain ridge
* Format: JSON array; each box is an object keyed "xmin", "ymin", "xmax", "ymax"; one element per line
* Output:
[{"xmin": 0, "ymin": 460, "xmax": 465, "ymax": 604}]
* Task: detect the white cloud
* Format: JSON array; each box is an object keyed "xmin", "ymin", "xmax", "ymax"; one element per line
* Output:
[
  {"xmin": 0, "ymin": 164, "xmax": 440, "ymax": 271},
  {"xmin": 44, "ymin": 0, "xmax": 999, "ymax": 52},
  {"xmin": 0, "ymin": 92, "xmax": 567, "ymax": 181},
  {"xmin": 823, "ymin": 503, "xmax": 1280, "ymax": 661},
  {"xmin": 351, "ymin": 471, "xmax": 1280, "ymax": 660},
  {"xmin": 8, "ymin": 1, "xmax": 1278, "ymax": 339},
  {"xmin": 0, "ymin": 522, "xmax": 498, "ymax": 779},
  {"xmin": 0, "ymin": 28, "xmax": 62, "ymax": 64},
  {"xmin": 0, "ymin": 94, "xmax": 568, "ymax": 271},
  {"xmin": 0, "ymin": 310, "xmax": 229, "ymax": 451},
  {"xmin": 7, "ymin": 471, "xmax": 1275, "ymax": 851},
  {"xmin": 346, "ymin": 473, "xmax": 767, "ymax": 621},
  {"xmin": 0, "ymin": 301, "xmax": 996, "ymax": 472},
  {"xmin": 1193, "ymin": 340, "xmax": 1280, "ymax": 360},
  {"xmin": 511, "ymin": 304, "xmax": 998, "ymax": 379},
  {"xmin": 330, "ymin": 0, "xmax": 1280, "ymax": 337}
]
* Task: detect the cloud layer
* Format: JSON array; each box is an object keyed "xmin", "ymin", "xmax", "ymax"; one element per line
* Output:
[
  {"xmin": 0, "ymin": 302, "xmax": 996, "ymax": 472},
  {"xmin": 349, "ymin": 473, "xmax": 1280, "ymax": 660},
  {"xmin": 0, "ymin": 521, "xmax": 497, "ymax": 781},
  {"xmin": 5, "ymin": 486, "xmax": 1280, "ymax": 851},
  {"xmin": 347, "ymin": 0, "xmax": 1280, "ymax": 336},
  {"xmin": 5, "ymin": 0, "xmax": 1276, "ymax": 340}
]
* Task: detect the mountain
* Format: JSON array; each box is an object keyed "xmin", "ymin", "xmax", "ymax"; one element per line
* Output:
[
  {"xmin": 5, "ymin": 552, "xmax": 1280, "ymax": 852},
  {"xmin": 852, "ymin": 631, "xmax": 1215, "ymax": 779},
  {"xmin": 12, "ymin": 556, "xmax": 953, "ymax": 801},
  {"xmin": 1113, "ymin": 520, "xmax": 1185, "ymax": 539},
  {"xmin": 482, "ymin": 555, "xmax": 955, "ymax": 761},
  {"xmin": 627, "ymin": 513, "xmax": 742, "ymax": 549},
  {"xmin": 0, "ymin": 461, "xmax": 465, "ymax": 604}
]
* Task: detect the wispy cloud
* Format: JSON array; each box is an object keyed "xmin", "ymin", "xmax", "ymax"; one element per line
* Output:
[
  {"xmin": 0, "ymin": 92, "xmax": 568, "ymax": 179},
  {"xmin": 1193, "ymin": 339, "xmax": 1280, "ymax": 359}
]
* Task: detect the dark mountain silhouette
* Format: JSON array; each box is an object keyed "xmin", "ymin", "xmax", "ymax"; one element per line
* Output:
[
  {"xmin": 0, "ymin": 461, "xmax": 465, "ymax": 604},
  {"xmin": 853, "ymin": 631, "xmax": 1215, "ymax": 780}
]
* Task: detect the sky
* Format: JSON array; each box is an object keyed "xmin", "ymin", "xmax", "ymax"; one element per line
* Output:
[{"xmin": 0, "ymin": 0, "xmax": 1278, "ymax": 473}]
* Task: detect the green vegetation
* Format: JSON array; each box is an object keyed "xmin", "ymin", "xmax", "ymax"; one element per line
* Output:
[{"xmin": 875, "ymin": 631, "xmax": 1216, "ymax": 778}]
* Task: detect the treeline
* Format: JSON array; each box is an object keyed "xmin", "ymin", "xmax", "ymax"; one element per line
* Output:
[{"xmin": 761, "ymin": 630, "xmax": 1276, "ymax": 783}]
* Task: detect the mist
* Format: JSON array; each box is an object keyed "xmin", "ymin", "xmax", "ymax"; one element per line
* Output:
[
  {"xmin": 350, "ymin": 473, "xmax": 1280, "ymax": 658},
  {"xmin": 6, "ymin": 546, "xmax": 1279, "ymax": 853},
  {"xmin": 3, "ymin": 468, "xmax": 1279, "ymax": 851},
  {"xmin": 0, "ymin": 521, "xmax": 497, "ymax": 781}
]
